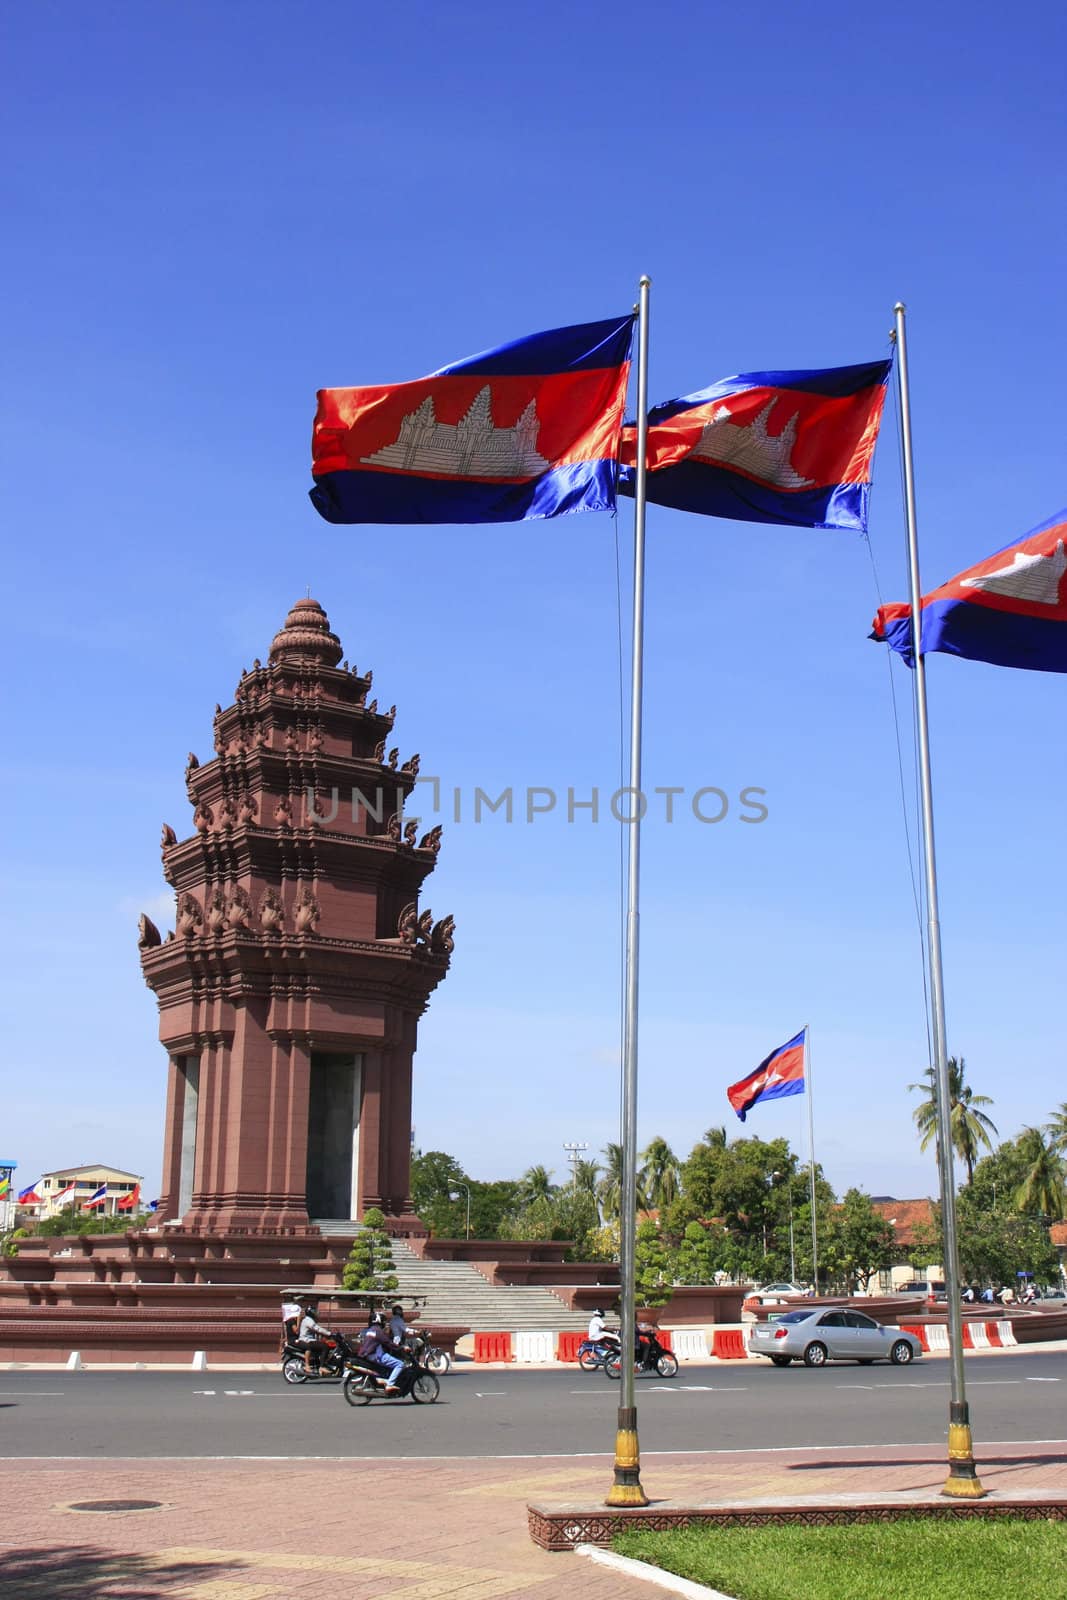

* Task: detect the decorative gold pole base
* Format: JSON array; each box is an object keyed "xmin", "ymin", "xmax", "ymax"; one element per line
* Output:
[
  {"xmin": 605, "ymin": 1410, "xmax": 649, "ymax": 1507},
  {"xmin": 943, "ymin": 1415, "xmax": 987, "ymax": 1499}
]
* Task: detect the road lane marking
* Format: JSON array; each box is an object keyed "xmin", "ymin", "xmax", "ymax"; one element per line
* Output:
[{"xmin": 475, "ymin": 1392, "xmax": 508, "ymax": 1397}]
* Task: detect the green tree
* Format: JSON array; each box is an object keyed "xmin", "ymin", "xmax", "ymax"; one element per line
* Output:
[
  {"xmin": 639, "ymin": 1136, "xmax": 681, "ymax": 1211},
  {"xmin": 1014, "ymin": 1127, "xmax": 1067, "ymax": 1221},
  {"xmin": 820, "ymin": 1189, "xmax": 897, "ymax": 1292},
  {"xmin": 1046, "ymin": 1103, "xmax": 1067, "ymax": 1158},
  {"xmin": 341, "ymin": 1208, "xmax": 399, "ymax": 1292},
  {"xmin": 634, "ymin": 1219, "xmax": 676, "ymax": 1307},
  {"xmin": 908, "ymin": 1056, "xmax": 998, "ymax": 1183},
  {"xmin": 518, "ymin": 1164, "xmax": 555, "ymax": 1206},
  {"xmin": 674, "ymin": 1220, "xmax": 729, "ymax": 1285}
]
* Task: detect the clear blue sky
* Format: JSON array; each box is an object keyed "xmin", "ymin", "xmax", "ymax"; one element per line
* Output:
[{"xmin": 2, "ymin": 1, "xmax": 1064, "ymax": 1203}]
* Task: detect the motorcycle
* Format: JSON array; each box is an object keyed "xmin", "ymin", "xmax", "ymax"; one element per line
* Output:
[
  {"xmin": 604, "ymin": 1329, "xmax": 679, "ymax": 1380},
  {"xmin": 343, "ymin": 1345, "xmax": 440, "ymax": 1405},
  {"xmin": 281, "ymin": 1327, "xmax": 359, "ymax": 1385},
  {"xmin": 403, "ymin": 1330, "xmax": 452, "ymax": 1375},
  {"xmin": 577, "ymin": 1335, "xmax": 621, "ymax": 1372}
]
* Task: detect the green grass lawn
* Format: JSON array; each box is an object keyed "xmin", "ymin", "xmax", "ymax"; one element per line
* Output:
[{"xmin": 611, "ymin": 1518, "xmax": 1067, "ymax": 1600}]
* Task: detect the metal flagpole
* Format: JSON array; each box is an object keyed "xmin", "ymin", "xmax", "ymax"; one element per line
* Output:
[
  {"xmin": 893, "ymin": 301, "xmax": 985, "ymax": 1498},
  {"xmin": 606, "ymin": 274, "xmax": 651, "ymax": 1509},
  {"xmin": 804, "ymin": 1025, "xmax": 818, "ymax": 1293}
]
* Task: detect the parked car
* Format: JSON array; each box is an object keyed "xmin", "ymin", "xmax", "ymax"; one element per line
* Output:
[
  {"xmin": 758, "ymin": 1282, "xmax": 808, "ymax": 1296},
  {"xmin": 749, "ymin": 1308, "xmax": 924, "ymax": 1368},
  {"xmin": 1038, "ymin": 1287, "xmax": 1067, "ymax": 1302}
]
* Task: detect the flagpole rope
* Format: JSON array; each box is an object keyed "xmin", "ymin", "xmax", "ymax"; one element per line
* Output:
[{"xmin": 612, "ymin": 508, "xmax": 628, "ymax": 1147}]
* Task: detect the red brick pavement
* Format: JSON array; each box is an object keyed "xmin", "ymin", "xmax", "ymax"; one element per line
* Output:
[{"xmin": 3, "ymin": 1443, "xmax": 1065, "ymax": 1599}]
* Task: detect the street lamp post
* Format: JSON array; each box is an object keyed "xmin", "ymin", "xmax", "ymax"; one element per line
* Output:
[
  {"xmin": 449, "ymin": 1185, "xmax": 471, "ymax": 1240},
  {"xmin": 563, "ymin": 1141, "xmax": 589, "ymax": 1189}
]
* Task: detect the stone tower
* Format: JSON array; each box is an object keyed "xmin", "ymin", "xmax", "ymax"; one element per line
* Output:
[{"xmin": 140, "ymin": 598, "xmax": 452, "ymax": 1233}]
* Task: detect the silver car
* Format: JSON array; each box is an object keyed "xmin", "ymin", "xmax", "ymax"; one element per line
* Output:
[{"xmin": 749, "ymin": 1308, "xmax": 924, "ymax": 1368}]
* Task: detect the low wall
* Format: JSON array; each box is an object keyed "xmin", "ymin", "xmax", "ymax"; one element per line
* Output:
[{"xmin": 413, "ymin": 1239, "xmax": 573, "ymax": 1264}]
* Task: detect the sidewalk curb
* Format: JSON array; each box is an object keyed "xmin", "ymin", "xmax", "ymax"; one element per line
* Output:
[{"xmin": 576, "ymin": 1543, "xmax": 733, "ymax": 1600}]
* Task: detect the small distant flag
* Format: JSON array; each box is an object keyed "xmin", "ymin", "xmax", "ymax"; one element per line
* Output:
[
  {"xmin": 83, "ymin": 1184, "xmax": 108, "ymax": 1210},
  {"xmin": 619, "ymin": 361, "xmax": 891, "ymax": 532},
  {"xmin": 310, "ymin": 315, "xmax": 636, "ymax": 526},
  {"xmin": 52, "ymin": 1180, "xmax": 77, "ymax": 1206},
  {"xmin": 872, "ymin": 508, "xmax": 1067, "ymax": 673},
  {"xmin": 0, "ymin": 1175, "xmax": 10, "ymax": 1199},
  {"xmin": 117, "ymin": 1183, "xmax": 141, "ymax": 1213},
  {"xmin": 148, "ymin": 1198, "xmax": 160, "ymax": 1212},
  {"xmin": 727, "ymin": 1029, "xmax": 807, "ymax": 1122},
  {"xmin": 17, "ymin": 1184, "xmax": 42, "ymax": 1205}
]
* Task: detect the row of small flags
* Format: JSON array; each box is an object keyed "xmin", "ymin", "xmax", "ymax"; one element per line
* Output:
[
  {"xmin": 7, "ymin": 1181, "xmax": 159, "ymax": 1212},
  {"xmin": 310, "ymin": 315, "xmax": 1066, "ymax": 675}
]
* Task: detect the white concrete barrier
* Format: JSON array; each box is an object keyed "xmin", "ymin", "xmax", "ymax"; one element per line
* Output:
[
  {"xmin": 513, "ymin": 1330, "xmax": 554, "ymax": 1364},
  {"xmin": 668, "ymin": 1328, "xmax": 708, "ymax": 1360},
  {"xmin": 192, "ymin": 1350, "xmax": 209, "ymax": 1370},
  {"xmin": 926, "ymin": 1323, "xmax": 949, "ymax": 1350},
  {"xmin": 997, "ymin": 1319, "xmax": 1018, "ymax": 1347},
  {"xmin": 968, "ymin": 1322, "xmax": 990, "ymax": 1348},
  {"xmin": 66, "ymin": 1351, "xmax": 83, "ymax": 1371}
]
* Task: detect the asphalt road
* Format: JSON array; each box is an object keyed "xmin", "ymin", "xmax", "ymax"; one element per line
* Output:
[{"xmin": 1, "ymin": 1348, "xmax": 1063, "ymax": 1459}]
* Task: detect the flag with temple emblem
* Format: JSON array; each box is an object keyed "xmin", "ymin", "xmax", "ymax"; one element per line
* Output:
[
  {"xmin": 619, "ymin": 361, "xmax": 891, "ymax": 532},
  {"xmin": 727, "ymin": 1029, "xmax": 807, "ymax": 1122},
  {"xmin": 872, "ymin": 508, "xmax": 1067, "ymax": 673},
  {"xmin": 310, "ymin": 315, "xmax": 635, "ymax": 525}
]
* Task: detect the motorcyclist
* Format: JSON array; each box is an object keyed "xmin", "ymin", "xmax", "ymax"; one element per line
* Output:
[
  {"xmin": 587, "ymin": 1308, "xmax": 620, "ymax": 1352},
  {"xmin": 388, "ymin": 1303, "xmax": 410, "ymax": 1345},
  {"xmin": 297, "ymin": 1301, "xmax": 331, "ymax": 1376},
  {"xmin": 356, "ymin": 1311, "xmax": 407, "ymax": 1394}
]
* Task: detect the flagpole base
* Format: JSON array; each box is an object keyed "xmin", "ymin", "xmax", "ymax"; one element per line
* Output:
[
  {"xmin": 605, "ymin": 1409, "xmax": 649, "ymax": 1507},
  {"xmin": 943, "ymin": 1412, "xmax": 987, "ymax": 1499}
]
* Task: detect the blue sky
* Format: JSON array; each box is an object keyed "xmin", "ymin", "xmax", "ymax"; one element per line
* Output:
[{"xmin": 2, "ymin": 1, "xmax": 1064, "ymax": 1203}]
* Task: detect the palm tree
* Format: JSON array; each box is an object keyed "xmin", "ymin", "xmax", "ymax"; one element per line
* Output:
[
  {"xmin": 703, "ymin": 1126, "xmax": 728, "ymax": 1150},
  {"xmin": 518, "ymin": 1164, "xmax": 554, "ymax": 1206},
  {"xmin": 908, "ymin": 1056, "xmax": 998, "ymax": 1183},
  {"xmin": 572, "ymin": 1158, "xmax": 601, "ymax": 1199},
  {"xmin": 1045, "ymin": 1103, "xmax": 1067, "ymax": 1158},
  {"xmin": 1015, "ymin": 1127, "xmax": 1067, "ymax": 1221},
  {"xmin": 597, "ymin": 1142, "xmax": 648, "ymax": 1221},
  {"xmin": 639, "ymin": 1136, "xmax": 681, "ymax": 1211}
]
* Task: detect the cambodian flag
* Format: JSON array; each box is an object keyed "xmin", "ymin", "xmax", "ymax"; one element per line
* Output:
[
  {"xmin": 872, "ymin": 509, "xmax": 1067, "ymax": 673},
  {"xmin": 619, "ymin": 361, "xmax": 891, "ymax": 532},
  {"xmin": 310, "ymin": 315, "xmax": 635, "ymax": 525},
  {"xmin": 17, "ymin": 1184, "xmax": 41, "ymax": 1204},
  {"xmin": 727, "ymin": 1029, "xmax": 807, "ymax": 1122},
  {"xmin": 83, "ymin": 1184, "xmax": 108, "ymax": 1210}
]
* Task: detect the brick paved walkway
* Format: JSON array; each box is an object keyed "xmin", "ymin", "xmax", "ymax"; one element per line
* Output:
[{"xmin": 3, "ymin": 1441, "xmax": 1065, "ymax": 1599}]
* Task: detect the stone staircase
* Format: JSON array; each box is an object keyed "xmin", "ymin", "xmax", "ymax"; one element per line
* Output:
[{"xmin": 312, "ymin": 1224, "xmax": 592, "ymax": 1332}]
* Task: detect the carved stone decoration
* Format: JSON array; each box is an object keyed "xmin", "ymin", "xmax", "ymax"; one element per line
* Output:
[
  {"xmin": 386, "ymin": 704, "xmax": 397, "ymax": 725},
  {"xmin": 274, "ymin": 795, "xmax": 293, "ymax": 828},
  {"xmin": 373, "ymin": 738, "xmax": 387, "ymax": 762},
  {"xmin": 225, "ymin": 885, "xmax": 252, "ymax": 929},
  {"xmin": 252, "ymin": 724, "xmax": 267, "ymax": 749},
  {"xmin": 237, "ymin": 793, "xmax": 257, "ymax": 825},
  {"xmin": 138, "ymin": 913, "xmax": 162, "ymax": 948},
  {"xmin": 400, "ymin": 753, "xmax": 421, "ymax": 777},
  {"xmin": 403, "ymin": 820, "xmax": 418, "ymax": 846},
  {"xmin": 430, "ymin": 914, "xmax": 455, "ymax": 955},
  {"xmin": 355, "ymin": 687, "xmax": 368, "ymax": 708},
  {"xmin": 161, "ymin": 823, "xmax": 178, "ymax": 851},
  {"xmin": 367, "ymin": 699, "xmax": 378, "ymax": 716},
  {"xmin": 386, "ymin": 812, "xmax": 401, "ymax": 841},
  {"xmin": 214, "ymin": 729, "xmax": 226, "ymax": 755},
  {"xmin": 177, "ymin": 893, "xmax": 203, "ymax": 937},
  {"xmin": 294, "ymin": 886, "xmax": 321, "ymax": 933},
  {"xmin": 259, "ymin": 887, "xmax": 284, "ymax": 933},
  {"xmin": 252, "ymin": 658, "xmax": 261, "ymax": 671},
  {"xmin": 365, "ymin": 669, "xmax": 373, "ymax": 689},
  {"xmin": 387, "ymin": 747, "xmax": 399, "ymax": 770},
  {"xmin": 186, "ymin": 752, "xmax": 200, "ymax": 772},
  {"xmin": 308, "ymin": 725, "xmax": 324, "ymax": 752},
  {"xmin": 193, "ymin": 804, "xmax": 214, "ymax": 834},
  {"xmin": 217, "ymin": 797, "xmax": 236, "ymax": 830},
  {"xmin": 418, "ymin": 824, "xmax": 443, "ymax": 853},
  {"xmin": 397, "ymin": 902, "xmax": 418, "ymax": 944},
  {"xmin": 415, "ymin": 909, "xmax": 434, "ymax": 945},
  {"xmin": 284, "ymin": 726, "xmax": 299, "ymax": 752},
  {"xmin": 206, "ymin": 888, "xmax": 227, "ymax": 932}
]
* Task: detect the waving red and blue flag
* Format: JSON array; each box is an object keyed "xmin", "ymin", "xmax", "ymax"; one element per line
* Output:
[
  {"xmin": 83, "ymin": 1184, "xmax": 108, "ymax": 1210},
  {"xmin": 17, "ymin": 1184, "xmax": 42, "ymax": 1205},
  {"xmin": 310, "ymin": 315, "xmax": 635, "ymax": 526},
  {"xmin": 619, "ymin": 361, "xmax": 890, "ymax": 532},
  {"xmin": 727, "ymin": 1029, "xmax": 807, "ymax": 1122},
  {"xmin": 872, "ymin": 509, "xmax": 1067, "ymax": 673}
]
